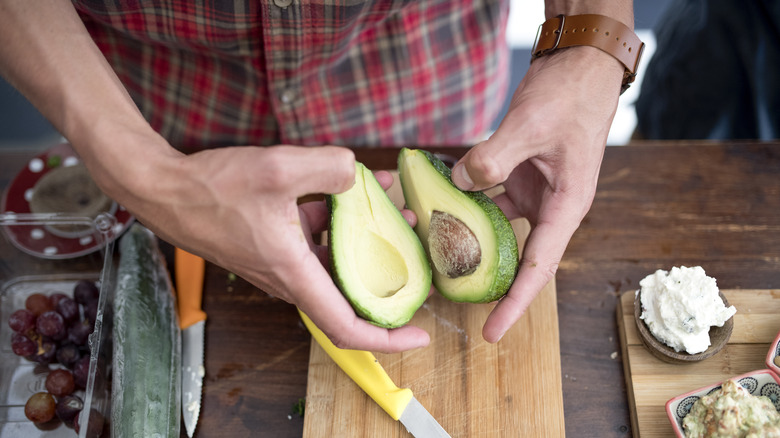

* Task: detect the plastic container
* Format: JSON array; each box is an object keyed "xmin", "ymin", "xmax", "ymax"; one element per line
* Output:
[{"xmin": 0, "ymin": 213, "xmax": 119, "ymax": 438}]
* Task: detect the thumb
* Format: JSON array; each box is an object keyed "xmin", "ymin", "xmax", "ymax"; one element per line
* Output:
[
  {"xmin": 277, "ymin": 145, "xmax": 356, "ymax": 196},
  {"xmin": 451, "ymin": 138, "xmax": 532, "ymax": 191}
]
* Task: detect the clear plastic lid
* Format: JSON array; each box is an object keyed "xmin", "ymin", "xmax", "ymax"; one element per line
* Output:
[{"xmin": 0, "ymin": 213, "xmax": 118, "ymax": 438}]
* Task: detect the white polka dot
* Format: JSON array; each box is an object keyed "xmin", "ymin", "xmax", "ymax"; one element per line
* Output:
[
  {"xmin": 30, "ymin": 228, "xmax": 45, "ymax": 239},
  {"xmin": 112, "ymin": 223, "xmax": 124, "ymax": 234},
  {"xmin": 43, "ymin": 246, "xmax": 57, "ymax": 255},
  {"xmin": 24, "ymin": 189, "xmax": 34, "ymax": 202},
  {"xmin": 29, "ymin": 158, "xmax": 44, "ymax": 173},
  {"xmin": 63, "ymin": 157, "xmax": 79, "ymax": 167},
  {"xmin": 79, "ymin": 235, "xmax": 93, "ymax": 246}
]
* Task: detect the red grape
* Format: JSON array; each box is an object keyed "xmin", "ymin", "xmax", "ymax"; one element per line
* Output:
[
  {"xmin": 56, "ymin": 395, "xmax": 83, "ymax": 426},
  {"xmin": 72, "ymin": 355, "xmax": 90, "ymax": 389},
  {"xmin": 8, "ymin": 308, "xmax": 36, "ymax": 333},
  {"xmin": 56, "ymin": 343, "xmax": 82, "ymax": 368},
  {"xmin": 73, "ymin": 280, "xmax": 99, "ymax": 305},
  {"xmin": 26, "ymin": 293, "xmax": 54, "ymax": 316},
  {"xmin": 68, "ymin": 319, "xmax": 92, "ymax": 346},
  {"xmin": 74, "ymin": 407, "xmax": 104, "ymax": 436},
  {"xmin": 45, "ymin": 369, "xmax": 76, "ymax": 398},
  {"xmin": 48, "ymin": 293, "xmax": 69, "ymax": 308},
  {"xmin": 36, "ymin": 311, "xmax": 66, "ymax": 340},
  {"xmin": 84, "ymin": 299, "xmax": 98, "ymax": 325},
  {"xmin": 11, "ymin": 333, "xmax": 37, "ymax": 357},
  {"xmin": 24, "ymin": 392, "xmax": 56, "ymax": 423},
  {"xmin": 55, "ymin": 296, "xmax": 79, "ymax": 323}
]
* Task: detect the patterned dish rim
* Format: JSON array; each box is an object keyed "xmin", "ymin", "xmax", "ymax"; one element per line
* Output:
[
  {"xmin": 768, "ymin": 329, "xmax": 780, "ymax": 377},
  {"xmin": 665, "ymin": 368, "xmax": 780, "ymax": 437}
]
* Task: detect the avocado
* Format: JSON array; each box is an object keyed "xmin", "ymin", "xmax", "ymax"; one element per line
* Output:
[
  {"xmin": 397, "ymin": 148, "xmax": 519, "ymax": 303},
  {"xmin": 328, "ymin": 162, "xmax": 432, "ymax": 328}
]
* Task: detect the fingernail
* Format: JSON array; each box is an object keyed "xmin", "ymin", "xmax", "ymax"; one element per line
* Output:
[{"xmin": 454, "ymin": 164, "xmax": 474, "ymax": 190}]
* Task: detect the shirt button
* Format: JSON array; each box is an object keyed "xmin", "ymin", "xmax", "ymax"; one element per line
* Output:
[
  {"xmin": 280, "ymin": 89, "xmax": 296, "ymax": 105},
  {"xmin": 274, "ymin": 0, "xmax": 293, "ymax": 8}
]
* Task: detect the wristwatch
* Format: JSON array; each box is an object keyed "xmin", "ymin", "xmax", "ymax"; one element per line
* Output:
[{"xmin": 531, "ymin": 14, "xmax": 645, "ymax": 94}]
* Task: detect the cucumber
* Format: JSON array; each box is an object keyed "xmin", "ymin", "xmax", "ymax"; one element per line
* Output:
[{"xmin": 111, "ymin": 224, "xmax": 181, "ymax": 438}]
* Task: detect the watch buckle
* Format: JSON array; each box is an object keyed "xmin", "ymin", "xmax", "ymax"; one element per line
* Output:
[
  {"xmin": 620, "ymin": 41, "xmax": 646, "ymax": 94},
  {"xmin": 531, "ymin": 14, "xmax": 565, "ymax": 62}
]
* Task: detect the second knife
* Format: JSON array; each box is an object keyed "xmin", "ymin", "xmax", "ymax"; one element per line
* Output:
[{"xmin": 175, "ymin": 248, "xmax": 207, "ymax": 438}]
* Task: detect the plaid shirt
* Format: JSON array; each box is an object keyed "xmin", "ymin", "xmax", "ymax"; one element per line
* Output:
[{"xmin": 73, "ymin": 0, "xmax": 509, "ymax": 152}]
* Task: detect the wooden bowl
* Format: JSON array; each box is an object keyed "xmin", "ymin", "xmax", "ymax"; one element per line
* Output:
[{"xmin": 634, "ymin": 290, "xmax": 733, "ymax": 364}]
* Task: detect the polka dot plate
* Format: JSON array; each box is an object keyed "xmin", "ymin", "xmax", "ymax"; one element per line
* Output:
[{"xmin": 0, "ymin": 143, "xmax": 134, "ymax": 259}]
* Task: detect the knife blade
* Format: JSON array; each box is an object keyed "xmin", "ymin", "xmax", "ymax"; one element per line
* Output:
[
  {"xmin": 298, "ymin": 310, "xmax": 450, "ymax": 438},
  {"xmin": 175, "ymin": 248, "xmax": 207, "ymax": 438}
]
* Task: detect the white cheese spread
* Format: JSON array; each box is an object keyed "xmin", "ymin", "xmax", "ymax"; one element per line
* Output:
[{"xmin": 639, "ymin": 266, "xmax": 736, "ymax": 354}]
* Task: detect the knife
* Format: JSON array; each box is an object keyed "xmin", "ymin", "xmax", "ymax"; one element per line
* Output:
[
  {"xmin": 298, "ymin": 310, "xmax": 450, "ymax": 438},
  {"xmin": 175, "ymin": 248, "xmax": 207, "ymax": 438}
]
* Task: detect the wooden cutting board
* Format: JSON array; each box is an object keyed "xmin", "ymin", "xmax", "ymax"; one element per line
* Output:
[
  {"xmin": 303, "ymin": 176, "xmax": 565, "ymax": 438},
  {"xmin": 617, "ymin": 289, "xmax": 780, "ymax": 437}
]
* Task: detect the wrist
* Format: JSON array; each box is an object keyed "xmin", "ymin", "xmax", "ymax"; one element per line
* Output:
[
  {"xmin": 531, "ymin": 13, "xmax": 644, "ymax": 94},
  {"xmin": 70, "ymin": 116, "xmax": 184, "ymax": 212},
  {"xmin": 544, "ymin": 2, "xmax": 634, "ymax": 28}
]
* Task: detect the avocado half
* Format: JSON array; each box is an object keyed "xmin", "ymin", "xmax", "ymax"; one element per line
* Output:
[
  {"xmin": 398, "ymin": 148, "xmax": 519, "ymax": 303},
  {"xmin": 328, "ymin": 162, "xmax": 432, "ymax": 328}
]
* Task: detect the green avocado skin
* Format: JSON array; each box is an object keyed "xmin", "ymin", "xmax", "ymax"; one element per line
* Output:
[
  {"xmin": 401, "ymin": 149, "xmax": 519, "ymax": 303},
  {"xmin": 326, "ymin": 193, "xmax": 394, "ymax": 327},
  {"xmin": 326, "ymin": 163, "xmax": 431, "ymax": 328}
]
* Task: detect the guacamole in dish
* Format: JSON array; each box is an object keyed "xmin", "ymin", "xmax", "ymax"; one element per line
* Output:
[{"xmin": 683, "ymin": 379, "xmax": 780, "ymax": 437}]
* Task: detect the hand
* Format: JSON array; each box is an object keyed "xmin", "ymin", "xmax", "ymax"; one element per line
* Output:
[
  {"xmin": 98, "ymin": 140, "xmax": 430, "ymax": 353},
  {"xmin": 451, "ymin": 46, "xmax": 624, "ymax": 342},
  {"xmin": 296, "ymin": 168, "xmax": 431, "ymax": 352}
]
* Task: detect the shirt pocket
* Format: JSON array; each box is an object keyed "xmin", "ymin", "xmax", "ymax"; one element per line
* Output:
[{"xmin": 72, "ymin": 0, "xmax": 264, "ymax": 57}]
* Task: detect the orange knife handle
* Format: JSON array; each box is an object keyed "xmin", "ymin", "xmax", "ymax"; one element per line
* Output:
[{"xmin": 175, "ymin": 248, "xmax": 207, "ymax": 329}]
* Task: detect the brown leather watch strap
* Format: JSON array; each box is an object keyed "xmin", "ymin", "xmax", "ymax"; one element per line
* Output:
[{"xmin": 532, "ymin": 14, "xmax": 645, "ymax": 93}]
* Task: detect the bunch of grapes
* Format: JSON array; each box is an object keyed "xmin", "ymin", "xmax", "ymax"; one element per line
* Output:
[{"xmin": 8, "ymin": 279, "xmax": 100, "ymax": 430}]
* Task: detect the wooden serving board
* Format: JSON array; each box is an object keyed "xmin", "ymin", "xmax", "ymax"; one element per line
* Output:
[
  {"xmin": 303, "ymin": 176, "xmax": 565, "ymax": 438},
  {"xmin": 617, "ymin": 289, "xmax": 780, "ymax": 437}
]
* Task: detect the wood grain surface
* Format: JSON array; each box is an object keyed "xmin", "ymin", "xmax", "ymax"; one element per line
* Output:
[
  {"xmin": 2, "ymin": 142, "xmax": 779, "ymax": 438},
  {"xmin": 617, "ymin": 289, "xmax": 780, "ymax": 437},
  {"xmin": 304, "ymin": 222, "xmax": 563, "ymax": 438},
  {"xmin": 303, "ymin": 175, "xmax": 564, "ymax": 438}
]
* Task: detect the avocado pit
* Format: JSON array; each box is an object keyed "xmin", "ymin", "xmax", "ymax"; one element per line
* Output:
[{"xmin": 428, "ymin": 210, "xmax": 481, "ymax": 278}]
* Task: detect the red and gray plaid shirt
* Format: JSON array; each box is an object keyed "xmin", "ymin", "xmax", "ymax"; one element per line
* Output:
[{"xmin": 73, "ymin": 0, "xmax": 509, "ymax": 152}]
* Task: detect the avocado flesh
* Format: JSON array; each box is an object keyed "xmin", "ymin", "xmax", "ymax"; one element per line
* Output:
[
  {"xmin": 328, "ymin": 162, "xmax": 432, "ymax": 328},
  {"xmin": 398, "ymin": 148, "xmax": 519, "ymax": 303}
]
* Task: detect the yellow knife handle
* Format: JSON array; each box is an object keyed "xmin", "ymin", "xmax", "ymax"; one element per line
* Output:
[
  {"xmin": 175, "ymin": 248, "xmax": 207, "ymax": 329},
  {"xmin": 298, "ymin": 309, "xmax": 413, "ymax": 421}
]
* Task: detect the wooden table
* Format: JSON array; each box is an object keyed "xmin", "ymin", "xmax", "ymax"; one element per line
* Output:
[{"xmin": 1, "ymin": 141, "xmax": 779, "ymax": 437}]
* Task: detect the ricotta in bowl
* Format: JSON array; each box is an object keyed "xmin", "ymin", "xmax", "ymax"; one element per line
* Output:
[{"xmin": 639, "ymin": 266, "xmax": 736, "ymax": 354}]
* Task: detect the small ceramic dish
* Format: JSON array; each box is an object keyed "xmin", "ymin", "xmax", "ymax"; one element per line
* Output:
[
  {"xmin": 665, "ymin": 369, "xmax": 780, "ymax": 437},
  {"xmin": 634, "ymin": 289, "xmax": 733, "ymax": 364},
  {"xmin": 0, "ymin": 142, "xmax": 134, "ymax": 259},
  {"xmin": 768, "ymin": 329, "xmax": 780, "ymax": 377}
]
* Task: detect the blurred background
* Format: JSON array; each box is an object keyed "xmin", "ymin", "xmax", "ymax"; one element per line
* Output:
[{"xmin": 0, "ymin": 0, "xmax": 671, "ymax": 150}]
